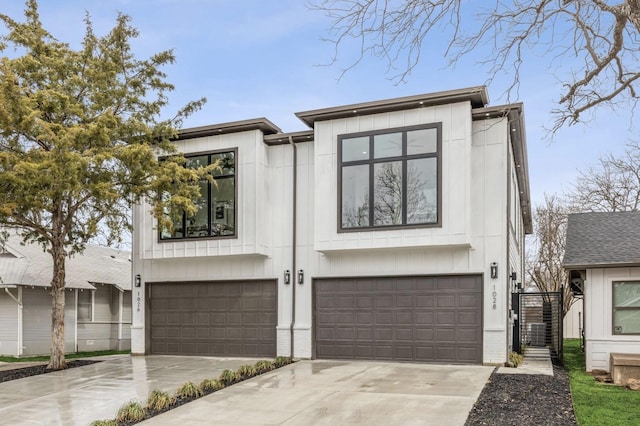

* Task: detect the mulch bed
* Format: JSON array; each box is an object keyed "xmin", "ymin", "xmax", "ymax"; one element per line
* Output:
[
  {"xmin": 465, "ymin": 360, "xmax": 577, "ymax": 425},
  {"xmin": 0, "ymin": 360, "xmax": 100, "ymax": 383}
]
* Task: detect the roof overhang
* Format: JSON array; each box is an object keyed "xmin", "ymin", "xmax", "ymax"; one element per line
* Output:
[
  {"xmin": 564, "ymin": 262, "xmax": 640, "ymax": 270},
  {"xmin": 263, "ymin": 130, "xmax": 315, "ymax": 146},
  {"xmin": 472, "ymin": 103, "xmax": 533, "ymax": 234},
  {"xmin": 295, "ymin": 86, "xmax": 489, "ymax": 127},
  {"xmin": 177, "ymin": 118, "xmax": 282, "ymax": 140}
]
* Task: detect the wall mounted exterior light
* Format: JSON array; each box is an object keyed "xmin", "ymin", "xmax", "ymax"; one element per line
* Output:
[
  {"xmin": 297, "ymin": 269, "xmax": 304, "ymax": 284},
  {"xmin": 135, "ymin": 274, "xmax": 141, "ymax": 287},
  {"xmin": 284, "ymin": 270, "xmax": 291, "ymax": 285},
  {"xmin": 490, "ymin": 263, "xmax": 498, "ymax": 279}
]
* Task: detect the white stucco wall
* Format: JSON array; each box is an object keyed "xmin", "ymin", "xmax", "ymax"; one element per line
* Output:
[{"xmin": 585, "ymin": 267, "xmax": 640, "ymax": 372}]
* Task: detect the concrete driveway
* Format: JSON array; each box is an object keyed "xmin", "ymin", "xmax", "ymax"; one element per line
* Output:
[
  {"xmin": 0, "ymin": 355, "xmax": 261, "ymax": 426},
  {"xmin": 141, "ymin": 360, "xmax": 494, "ymax": 426}
]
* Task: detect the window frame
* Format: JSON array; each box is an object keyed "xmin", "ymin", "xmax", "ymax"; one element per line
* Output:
[
  {"xmin": 77, "ymin": 289, "xmax": 94, "ymax": 322},
  {"xmin": 337, "ymin": 123, "xmax": 442, "ymax": 232},
  {"xmin": 612, "ymin": 280, "xmax": 640, "ymax": 336},
  {"xmin": 158, "ymin": 147, "xmax": 238, "ymax": 242}
]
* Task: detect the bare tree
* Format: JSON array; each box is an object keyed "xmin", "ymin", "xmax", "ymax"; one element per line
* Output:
[
  {"xmin": 566, "ymin": 141, "xmax": 640, "ymax": 211},
  {"xmin": 313, "ymin": 0, "xmax": 640, "ymax": 131},
  {"xmin": 527, "ymin": 194, "xmax": 575, "ymax": 316}
]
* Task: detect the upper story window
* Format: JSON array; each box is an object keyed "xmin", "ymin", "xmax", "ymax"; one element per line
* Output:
[
  {"xmin": 339, "ymin": 123, "xmax": 441, "ymax": 231},
  {"xmin": 160, "ymin": 149, "xmax": 236, "ymax": 240},
  {"xmin": 613, "ymin": 281, "xmax": 640, "ymax": 335}
]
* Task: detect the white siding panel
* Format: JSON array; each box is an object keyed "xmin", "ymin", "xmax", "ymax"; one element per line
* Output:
[
  {"xmin": 584, "ymin": 267, "xmax": 640, "ymax": 371},
  {"xmin": 564, "ymin": 300, "xmax": 583, "ymax": 339},
  {"xmin": 22, "ymin": 288, "xmax": 75, "ymax": 355},
  {"xmin": 0, "ymin": 292, "xmax": 19, "ymax": 356}
]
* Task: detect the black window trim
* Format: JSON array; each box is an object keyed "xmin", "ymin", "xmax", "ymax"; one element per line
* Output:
[
  {"xmin": 612, "ymin": 280, "xmax": 640, "ymax": 336},
  {"xmin": 158, "ymin": 147, "xmax": 238, "ymax": 242},
  {"xmin": 337, "ymin": 122, "xmax": 443, "ymax": 233}
]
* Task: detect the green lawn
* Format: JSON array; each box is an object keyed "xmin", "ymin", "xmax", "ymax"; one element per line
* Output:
[
  {"xmin": 564, "ymin": 339, "xmax": 640, "ymax": 425},
  {"xmin": 0, "ymin": 349, "xmax": 129, "ymax": 363}
]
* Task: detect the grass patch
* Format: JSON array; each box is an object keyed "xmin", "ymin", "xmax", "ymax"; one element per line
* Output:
[
  {"xmin": 564, "ymin": 339, "xmax": 640, "ymax": 425},
  {"xmin": 0, "ymin": 349, "xmax": 129, "ymax": 363}
]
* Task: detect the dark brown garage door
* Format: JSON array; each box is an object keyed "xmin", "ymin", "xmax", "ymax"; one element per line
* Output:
[
  {"xmin": 148, "ymin": 280, "xmax": 277, "ymax": 357},
  {"xmin": 314, "ymin": 275, "xmax": 482, "ymax": 364}
]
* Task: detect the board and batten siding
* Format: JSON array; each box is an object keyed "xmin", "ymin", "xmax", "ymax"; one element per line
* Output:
[
  {"xmin": 584, "ymin": 267, "xmax": 640, "ymax": 371},
  {"xmin": 313, "ymin": 102, "xmax": 473, "ymax": 252},
  {"xmin": 138, "ymin": 130, "xmax": 270, "ymax": 260},
  {"xmin": 0, "ymin": 289, "xmax": 20, "ymax": 356},
  {"xmin": 131, "ymin": 104, "xmax": 519, "ymax": 365},
  {"xmin": 22, "ymin": 288, "xmax": 76, "ymax": 355}
]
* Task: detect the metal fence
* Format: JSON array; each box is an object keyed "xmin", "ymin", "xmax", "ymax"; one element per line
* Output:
[{"xmin": 512, "ymin": 291, "xmax": 563, "ymax": 360}]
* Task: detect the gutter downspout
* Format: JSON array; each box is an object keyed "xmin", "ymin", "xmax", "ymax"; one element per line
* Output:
[
  {"xmin": 4, "ymin": 287, "xmax": 23, "ymax": 357},
  {"xmin": 289, "ymin": 135, "xmax": 297, "ymax": 358}
]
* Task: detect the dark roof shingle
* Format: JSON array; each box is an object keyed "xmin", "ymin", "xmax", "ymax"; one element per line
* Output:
[{"xmin": 563, "ymin": 211, "xmax": 640, "ymax": 268}]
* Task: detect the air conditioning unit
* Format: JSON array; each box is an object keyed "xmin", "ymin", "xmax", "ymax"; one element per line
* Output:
[{"xmin": 530, "ymin": 323, "xmax": 546, "ymax": 347}]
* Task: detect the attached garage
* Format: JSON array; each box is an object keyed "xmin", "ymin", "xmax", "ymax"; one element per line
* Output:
[
  {"xmin": 314, "ymin": 275, "xmax": 482, "ymax": 364},
  {"xmin": 147, "ymin": 280, "xmax": 277, "ymax": 357}
]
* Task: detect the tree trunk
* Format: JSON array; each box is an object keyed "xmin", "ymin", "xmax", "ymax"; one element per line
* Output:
[{"xmin": 48, "ymin": 239, "xmax": 67, "ymax": 370}]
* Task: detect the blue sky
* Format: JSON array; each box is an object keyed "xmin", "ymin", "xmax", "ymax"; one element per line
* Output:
[{"xmin": 2, "ymin": 0, "xmax": 636, "ymax": 207}]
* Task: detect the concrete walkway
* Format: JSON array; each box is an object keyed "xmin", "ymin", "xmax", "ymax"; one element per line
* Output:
[
  {"xmin": 496, "ymin": 347, "xmax": 554, "ymax": 376},
  {"xmin": 141, "ymin": 360, "xmax": 494, "ymax": 426},
  {"xmin": 0, "ymin": 355, "xmax": 260, "ymax": 426}
]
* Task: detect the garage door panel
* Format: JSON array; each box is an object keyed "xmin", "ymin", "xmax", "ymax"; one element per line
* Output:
[
  {"xmin": 315, "ymin": 275, "xmax": 482, "ymax": 364},
  {"xmin": 149, "ymin": 281, "xmax": 276, "ymax": 357}
]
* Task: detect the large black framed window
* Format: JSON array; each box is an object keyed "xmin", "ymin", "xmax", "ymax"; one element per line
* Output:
[
  {"xmin": 613, "ymin": 281, "xmax": 640, "ymax": 335},
  {"xmin": 339, "ymin": 123, "xmax": 441, "ymax": 231},
  {"xmin": 160, "ymin": 149, "xmax": 236, "ymax": 240}
]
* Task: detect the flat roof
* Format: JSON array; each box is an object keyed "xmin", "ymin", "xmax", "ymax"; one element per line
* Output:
[
  {"xmin": 177, "ymin": 118, "xmax": 282, "ymax": 140},
  {"xmin": 295, "ymin": 86, "xmax": 489, "ymax": 127}
]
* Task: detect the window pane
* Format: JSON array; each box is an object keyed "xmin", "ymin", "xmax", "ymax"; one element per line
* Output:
[
  {"xmin": 407, "ymin": 158, "xmax": 437, "ymax": 224},
  {"xmin": 407, "ymin": 128, "xmax": 437, "ymax": 155},
  {"xmin": 342, "ymin": 136, "xmax": 370, "ymax": 162},
  {"xmin": 211, "ymin": 177, "xmax": 235, "ymax": 236},
  {"xmin": 374, "ymin": 132, "xmax": 402, "ymax": 159},
  {"xmin": 373, "ymin": 161, "xmax": 402, "ymax": 225},
  {"xmin": 78, "ymin": 290, "xmax": 92, "ymax": 321},
  {"xmin": 614, "ymin": 310, "xmax": 640, "ymax": 334},
  {"xmin": 186, "ymin": 180, "xmax": 209, "ymax": 237},
  {"xmin": 186, "ymin": 155, "xmax": 208, "ymax": 169},
  {"xmin": 211, "ymin": 151, "xmax": 235, "ymax": 176},
  {"xmin": 614, "ymin": 282, "xmax": 640, "ymax": 307},
  {"xmin": 342, "ymin": 165, "xmax": 369, "ymax": 228}
]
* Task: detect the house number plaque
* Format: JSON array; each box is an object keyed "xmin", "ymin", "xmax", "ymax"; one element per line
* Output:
[
  {"xmin": 136, "ymin": 291, "xmax": 141, "ymax": 312},
  {"xmin": 492, "ymin": 284, "xmax": 497, "ymax": 310}
]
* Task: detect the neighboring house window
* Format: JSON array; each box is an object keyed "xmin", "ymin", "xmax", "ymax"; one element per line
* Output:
[
  {"xmin": 339, "ymin": 123, "xmax": 441, "ymax": 230},
  {"xmin": 613, "ymin": 281, "xmax": 640, "ymax": 335},
  {"xmin": 78, "ymin": 290, "xmax": 93, "ymax": 322},
  {"xmin": 160, "ymin": 150, "xmax": 236, "ymax": 240}
]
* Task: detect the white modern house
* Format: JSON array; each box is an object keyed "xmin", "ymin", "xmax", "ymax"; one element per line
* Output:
[
  {"xmin": 0, "ymin": 234, "xmax": 132, "ymax": 356},
  {"xmin": 131, "ymin": 86, "xmax": 532, "ymax": 365},
  {"xmin": 564, "ymin": 211, "xmax": 640, "ymax": 372}
]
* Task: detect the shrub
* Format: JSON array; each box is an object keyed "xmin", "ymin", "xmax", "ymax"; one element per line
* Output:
[
  {"xmin": 274, "ymin": 356, "xmax": 293, "ymax": 367},
  {"xmin": 199, "ymin": 378, "xmax": 224, "ymax": 393},
  {"xmin": 90, "ymin": 421, "xmax": 117, "ymax": 426},
  {"xmin": 145, "ymin": 390, "xmax": 175, "ymax": 411},
  {"xmin": 254, "ymin": 360, "xmax": 275, "ymax": 373},
  {"xmin": 508, "ymin": 351, "xmax": 524, "ymax": 367},
  {"xmin": 174, "ymin": 381, "xmax": 203, "ymax": 399},
  {"xmin": 115, "ymin": 401, "xmax": 146, "ymax": 424},
  {"xmin": 237, "ymin": 364, "xmax": 257, "ymax": 379},
  {"xmin": 219, "ymin": 369, "xmax": 239, "ymax": 385}
]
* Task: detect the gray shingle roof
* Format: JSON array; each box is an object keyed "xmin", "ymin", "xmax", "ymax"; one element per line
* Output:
[
  {"xmin": 0, "ymin": 234, "xmax": 131, "ymax": 290},
  {"xmin": 563, "ymin": 211, "xmax": 640, "ymax": 268}
]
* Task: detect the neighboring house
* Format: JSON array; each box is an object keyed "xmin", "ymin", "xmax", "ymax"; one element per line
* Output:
[
  {"xmin": 564, "ymin": 211, "xmax": 640, "ymax": 372},
  {"xmin": 0, "ymin": 234, "xmax": 132, "ymax": 356},
  {"xmin": 564, "ymin": 298, "xmax": 583, "ymax": 339},
  {"xmin": 131, "ymin": 86, "xmax": 532, "ymax": 365}
]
